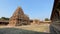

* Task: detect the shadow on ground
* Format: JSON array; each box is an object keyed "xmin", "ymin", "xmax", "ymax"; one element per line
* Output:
[{"xmin": 0, "ymin": 28, "xmax": 50, "ymax": 34}]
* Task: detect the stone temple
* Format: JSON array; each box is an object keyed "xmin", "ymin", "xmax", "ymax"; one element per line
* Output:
[
  {"xmin": 50, "ymin": 0, "xmax": 60, "ymax": 34},
  {"xmin": 8, "ymin": 7, "xmax": 30, "ymax": 26}
]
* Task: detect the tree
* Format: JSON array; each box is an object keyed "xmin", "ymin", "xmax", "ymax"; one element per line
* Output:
[
  {"xmin": 0, "ymin": 17, "xmax": 9, "ymax": 20},
  {"xmin": 45, "ymin": 18, "xmax": 50, "ymax": 21}
]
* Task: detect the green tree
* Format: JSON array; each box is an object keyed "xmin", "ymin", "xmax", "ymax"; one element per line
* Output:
[
  {"xmin": 45, "ymin": 18, "xmax": 50, "ymax": 21},
  {"xmin": 0, "ymin": 17, "xmax": 9, "ymax": 20}
]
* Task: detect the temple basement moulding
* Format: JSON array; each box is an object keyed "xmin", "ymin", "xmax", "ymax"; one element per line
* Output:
[{"xmin": 8, "ymin": 7, "xmax": 30, "ymax": 26}]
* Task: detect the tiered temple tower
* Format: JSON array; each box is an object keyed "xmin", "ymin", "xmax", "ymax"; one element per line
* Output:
[{"xmin": 8, "ymin": 7, "xmax": 30, "ymax": 26}]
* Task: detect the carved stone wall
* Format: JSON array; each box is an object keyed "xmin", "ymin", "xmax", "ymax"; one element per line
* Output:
[{"xmin": 50, "ymin": 0, "xmax": 60, "ymax": 34}]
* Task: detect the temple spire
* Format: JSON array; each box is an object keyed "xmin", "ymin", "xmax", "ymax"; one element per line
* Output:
[{"xmin": 13, "ymin": 7, "xmax": 24, "ymax": 16}]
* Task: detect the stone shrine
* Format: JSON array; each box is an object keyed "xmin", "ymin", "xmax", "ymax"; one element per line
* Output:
[{"xmin": 8, "ymin": 7, "xmax": 30, "ymax": 26}]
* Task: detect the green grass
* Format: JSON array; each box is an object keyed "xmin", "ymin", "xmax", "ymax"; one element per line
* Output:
[
  {"xmin": 0, "ymin": 24, "xmax": 50, "ymax": 34},
  {"xmin": 0, "ymin": 28, "xmax": 50, "ymax": 34}
]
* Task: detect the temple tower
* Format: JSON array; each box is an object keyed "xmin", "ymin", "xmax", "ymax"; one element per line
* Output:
[{"xmin": 8, "ymin": 7, "xmax": 30, "ymax": 26}]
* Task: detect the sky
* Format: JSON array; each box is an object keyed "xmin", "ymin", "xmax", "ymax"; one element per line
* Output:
[{"xmin": 0, "ymin": 0, "xmax": 54, "ymax": 20}]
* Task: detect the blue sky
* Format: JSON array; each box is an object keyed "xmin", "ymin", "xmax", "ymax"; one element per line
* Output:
[{"xmin": 0, "ymin": 0, "xmax": 54, "ymax": 20}]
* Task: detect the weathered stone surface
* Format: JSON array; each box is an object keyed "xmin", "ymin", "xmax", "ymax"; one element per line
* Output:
[
  {"xmin": 50, "ymin": 0, "xmax": 60, "ymax": 34},
  {"xmin": 8, "ymin": 7, "xmax": 30, "ymax": 26}
]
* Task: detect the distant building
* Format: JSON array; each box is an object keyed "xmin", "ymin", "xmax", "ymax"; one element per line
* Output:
[
  {"xmin": 8, "ymin": 7, "xmax": 30, "ymax": 26},
  {"xmin": 30, "ymin": 19, "xmax": 51, "ymax": 25},
  {"xmin": 0, "ymin": 20, "xmax": 9, "ymax": 25},
  {"xmin": 43, "ymin": 21, "xmax": 51, "ymax": 24}
]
